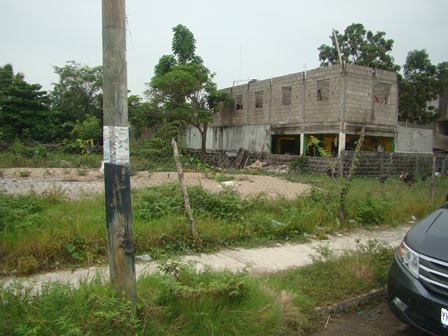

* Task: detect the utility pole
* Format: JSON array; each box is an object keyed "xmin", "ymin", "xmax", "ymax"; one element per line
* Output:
[
  {"xmin": 102, "ymin": 0, "xmax": 137, "ymax": 314},
  {"xmin": 333, "ymin": 28, "xmax": 343, "ymax": 65}
]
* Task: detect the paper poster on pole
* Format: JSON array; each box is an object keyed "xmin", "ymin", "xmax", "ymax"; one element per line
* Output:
[{"xmin": 103, "ymin": 126, "xmax": 130, "ymax": 166}]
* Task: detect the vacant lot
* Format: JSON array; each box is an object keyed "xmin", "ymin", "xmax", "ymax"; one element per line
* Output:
[{"xmin": 0, "ymin": 168, "xmax": 311, "ymax": 199}]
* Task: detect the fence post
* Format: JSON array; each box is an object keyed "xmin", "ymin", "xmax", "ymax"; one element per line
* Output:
[
  {"xmin": 379, "ymin": 151, "xmax": 384, "ymax": 176},
  {"xmin": 430, "ymin": 153, "xmax": 436, "ymax": 199},
  {"xmin": 172, "ymin": 138, "xmax": 196, "ymax": 238},
  {"xmin": 339, "ymin": 126, "xmax": 365, "ymax": 221}
]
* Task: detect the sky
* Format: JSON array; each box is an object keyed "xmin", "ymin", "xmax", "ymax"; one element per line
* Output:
[{"xmin": 1, "ymin": 0, "xmax": 447, "ymax": 97}]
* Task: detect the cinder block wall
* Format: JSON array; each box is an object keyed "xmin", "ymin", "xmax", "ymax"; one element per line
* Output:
[{"xmin": 216, "ymin": 64, "xmax": 397, "ymax": 129}]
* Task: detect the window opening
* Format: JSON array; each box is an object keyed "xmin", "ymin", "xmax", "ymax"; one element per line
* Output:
[
  {"xmin": 235, "ymin": 94, "xmax": 243, "ymax": 110},
  {"xmin": 282, "ymin": 86, "xmax": 292, "ymax": 105},
  {"xmin": 374, "ymin": 82, "xmax": 391, "ymax": 104},
  {"xmin": 255, "ymin": 91, "xmax": 263, "ymax": 108},
  {"xmin": 317, "ymin": 79, "xmax": 330, "ymax": 101}
]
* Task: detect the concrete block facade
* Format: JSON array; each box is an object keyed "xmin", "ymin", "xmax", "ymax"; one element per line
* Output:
[{"xmin": 185, "ymin": 64, "xmax": 398, "ymax": 156}]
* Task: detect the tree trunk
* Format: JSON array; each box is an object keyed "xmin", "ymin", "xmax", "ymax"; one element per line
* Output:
[{"xmin": 200, "ymin": 124, "xmax": 207, "ymax": 164}]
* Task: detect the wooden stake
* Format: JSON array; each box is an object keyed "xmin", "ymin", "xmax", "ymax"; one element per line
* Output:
[{"xmin": 172, "ymin": 138, "xmax": 196, "ymax": 238}]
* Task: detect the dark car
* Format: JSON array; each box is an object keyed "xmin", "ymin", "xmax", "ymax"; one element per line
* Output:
[{"xmin": 388, "ymin": 203, "xmax": 448, "ymax": 335}]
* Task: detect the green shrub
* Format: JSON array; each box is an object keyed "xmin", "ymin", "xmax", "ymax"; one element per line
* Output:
[
  {"xmin": 133, "ymin": 185, "xmax": 243, "ymax": 223},
  {"xmin": 7, "ymin": 138, "xmax": 48, "ymax": 162},
  {"xmin": 71, "ymin": 115, "xmax": 102, "ymax": 144},
  {"xmin": 0, "ymin": 194, "xmax": 44, "ymax": 232},
  {"xmin": 354, "ymin": 191, "xmax": 389, "ymax": 225}
]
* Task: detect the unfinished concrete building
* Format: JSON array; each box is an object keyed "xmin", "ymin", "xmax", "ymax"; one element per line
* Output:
[{"xmin": 185, "ymin": 63, "xmax": 398, "ymax": 157}]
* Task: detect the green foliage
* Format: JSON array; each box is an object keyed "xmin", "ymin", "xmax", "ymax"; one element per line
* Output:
[
  {"xmin": 0, "ymin": 64, "xmax": 55, "ymax": 143},
  {"xmin": 0, "ymin": 194, "xmax": 44, "ymax": 232},
  {"xmin": 153, "ymin": 54, "xmax": 177, "ymax": 78},
  {"xmin": 1, "ymin": 174, "xmax": 446, "ymax": 275},
  {"xmin": 0, "ymin": 194, "xmax": 107, "ymax": 275},
  {"xmin": 64, "ymin": 235, "xmax": 102, "ymax": 264},
  {"xmin": 265, "ymin": 240, "xmax": 394, "ymax": 331},
  {"xmin": 128, "ymin": 95, "xmax": 160, "ymax": 139},
  {"xmin": 354, "ymin": 191, "xmax": 388, "ymax": 225},
  {"xmin": 189, "ymin": 186, "xmax": 243, "ymax": 222},
  {"xmin": 133, "ymin": 184, "xmax": 183, "ymax": 220},
  {"xmin": 71, "ymin": 114, "xmax": 102, "ymax": 144},
  {"xmin": 307, "ymin": 136, "xmax": 329, "ymax": 157},
  {"xmin": 76, "ymin": 139, "xmax": 94, "ymax": 157},
  {"xmin": 399, "ymin": 49, "xmax": 442, "ymax": 124},
  {"xmin": 318, "ymin": 23, "xmax": 400, "ymax": 72},
  {"xmin": 7, "ymin": 138, "xmax": 47, "ymax": 162},
  {"xmin": 157, "ymin": 261, "xmax": 249, "ymax": 300},
  {"xmin": 149, "ymin": 24, "xmax": 233, "ymax": 164},
  {"xmin": 1, "ymin": 281, "xmax": 138, "ymax": 336},
  {"xmin": 0, "ymin": 146, "xmax": 102, "ymax": 168},
  {"xmin": 51, "ymin": 61, "xmax": 103, "ymax": 139},
  {"xmin": 131, "ymin": 120, "xmax": 183, "ymax": 166},
  {"xmin": 171, "ymin": 24, "xmax": 202, "ymax": 64},
  {"xmin": 133, "ymin": 184, "xmax": 242, "ymax": 223},
  {"xmin": 0, "ymin": 242, "xmax": 394, "ymax": 336}
]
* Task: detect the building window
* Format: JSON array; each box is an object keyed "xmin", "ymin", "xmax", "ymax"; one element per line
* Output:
[
  {"xmin": 374, "ymin": 82, "xmax": 391, "ymax": 104},
  {"xmin": 235, "ymin": 94, "xmax": 243, "ymax": 110},
  {"xmin": 317, "ymin": 79, "xmax": 330, "ymax": 101},
  {"xmin": 255, "ymin": 91, "xmax": 263, "ymax": 108},
  {"xmin": 282, "ymin": 86, "xmax": 292, "ymax": 105}
]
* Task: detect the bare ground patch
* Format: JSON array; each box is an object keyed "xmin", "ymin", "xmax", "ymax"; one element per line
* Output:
[{"xmin": 0, "ymin": 168, "xmax": 311, "ymax": 199}]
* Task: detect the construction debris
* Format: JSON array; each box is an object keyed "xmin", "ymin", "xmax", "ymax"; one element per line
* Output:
[
  {"xmin": 218, "ymin": 180, "xmax": 239, "ymax": 194},
  {"xmin": 246, "ymin": 160, "xmax": 267, "ymax": 170}
]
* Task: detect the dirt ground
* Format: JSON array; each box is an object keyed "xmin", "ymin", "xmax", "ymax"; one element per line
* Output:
[
  {"xmin": 310, "ymin": 300, "xmax": 426, "ymax": 336},
  {"xmin": 0, "ymin": 168, "xmax": 311, "ymax": 199}
]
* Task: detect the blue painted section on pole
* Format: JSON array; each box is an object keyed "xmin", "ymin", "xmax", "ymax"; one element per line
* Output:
[{"xmin": 103, "ymin": 162, "xmax": 136, "ymax": 296}]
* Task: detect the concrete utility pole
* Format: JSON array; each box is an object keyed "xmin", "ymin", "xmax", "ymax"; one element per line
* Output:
[
  {"xmin": 102, "ymin": 0, "xmax": 137, "ymax": 313},
  {"xmin": 333, "ymin": 28, "xmax": 343, "ymax": 65}
]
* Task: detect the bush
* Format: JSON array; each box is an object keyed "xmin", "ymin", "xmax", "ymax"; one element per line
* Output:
[
  {"xmin": 71, "ymin": 115, "xmax": 102, "ymax": 144},
  {"xmin": 7, "ymin": 138, "xmax": 47, "ymax": 161},
  {"xmin": 0, "ymin": 194, "xmax": 44, "ymax": 232},
  {"xmin": 133, "ymin": 185, "xmax": 243, "ymax": 223}
]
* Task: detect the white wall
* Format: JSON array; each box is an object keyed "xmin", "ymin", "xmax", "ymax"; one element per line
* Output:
[
  {"xmin": 184, "ymin": 125, "xmax": 271, "ymax": 152},
  {"xmin": 395, "ymin": 126, "xmax": 434, "ymax": 153}
]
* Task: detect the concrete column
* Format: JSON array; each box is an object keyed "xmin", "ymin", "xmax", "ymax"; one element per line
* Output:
[
  {"xmin": 300, "ymin": 133, "xmax": 305, "ymax": 156},
  {"xmin": 338, "ymin": 131, "xmax": 346, "ymax": 157}
]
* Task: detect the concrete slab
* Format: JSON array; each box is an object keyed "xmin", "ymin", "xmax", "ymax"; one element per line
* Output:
[{"xmin": 1, "ymin": 225, "xmax": 410, "ymax": 294}]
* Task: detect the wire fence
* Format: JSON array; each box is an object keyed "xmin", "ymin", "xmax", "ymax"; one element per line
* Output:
[{"xmin": 0, "ymin": 148, "xmax": 446, "ymax": 201}]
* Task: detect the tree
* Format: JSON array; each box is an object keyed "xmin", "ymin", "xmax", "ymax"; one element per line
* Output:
[
  {"xmin": 437, "ymin": 62, "xmax": 448, "ymax": 117},
  {"xmin": 148, "ymin": 25, "xmax": 232, "ymax": 163},
  {"xmin": 318, "ymin": 23, "xmax": 400, "ymax": 72},
  {"xmin": 128, "ymin": 94, "xmax": 161, "ymax": 139},
  {"xmin": 71, "ymin": 114, "xmax": 102, "ymax": 144},
  {"xmin": 0, "ymin": 64, "xmax": 21, "ymax": 90},
  {"xmin": 0, "ymin": 64, "xmax": 54, "ymax": 142},
  {"xmin": 399, "ymin": 50, "xmax": 440, "ymax": 124},
  {"xmin": 51, "ymin": 61, "xmax": 103, "ymax": 136}
]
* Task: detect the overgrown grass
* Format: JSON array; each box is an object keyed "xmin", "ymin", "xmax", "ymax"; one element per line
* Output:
[
  {"xmin": 0, "ymin": 241, "xmax": 394, "ymax": 335},
  {"xmin": 1, "ymin": 175, "xmax": 446, "ymax": 276}
]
